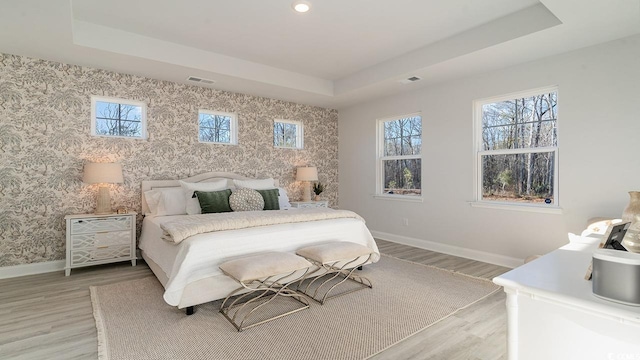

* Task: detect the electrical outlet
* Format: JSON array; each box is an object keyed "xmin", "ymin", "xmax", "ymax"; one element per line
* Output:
[{"xmin": 402, "ymin": 218, "xmax": 409, "ymax": 226}]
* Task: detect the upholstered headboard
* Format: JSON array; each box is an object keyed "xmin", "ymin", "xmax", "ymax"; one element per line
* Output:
[{"xmin": 141, "ymin": 171, "xmax": 279, "ymax": 215}]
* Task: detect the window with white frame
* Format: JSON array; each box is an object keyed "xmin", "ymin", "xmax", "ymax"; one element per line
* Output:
[
  {"xmin": 198, "ymin": 110, "xmax": 237, "ymax": 145},
  {"xmin": 377, "ymin": 113, "xmax": 422, "ymax": 197},
  {"xmin": 273, "ymin": 119, "xmax": 303, "ymax": 149},
  {"xmin": 475, "ymin": 87, "xmax": 558, "ymax": 206},
  {"xmin": 91, "ymin": 96, "xmax": 146, "ymax": 139}
]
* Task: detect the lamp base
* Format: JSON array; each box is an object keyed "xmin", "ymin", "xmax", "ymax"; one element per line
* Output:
[
  {"xmin": 302, "ymin": 181, "xmax": 312, "ymax": 202},
  {"xmin": 95, "ymin": 185, "xmax": 114, "ymax": 214}
]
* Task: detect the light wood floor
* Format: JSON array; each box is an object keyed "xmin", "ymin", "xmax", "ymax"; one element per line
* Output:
[{"xmin": 0, "ymin": 240, "xmax": 511, "ymax": 360}]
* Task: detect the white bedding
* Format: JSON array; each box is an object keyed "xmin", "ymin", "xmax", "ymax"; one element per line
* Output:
[{"xmin": 139, "ymin": 213, "xmax": 380, "ymax": 306}]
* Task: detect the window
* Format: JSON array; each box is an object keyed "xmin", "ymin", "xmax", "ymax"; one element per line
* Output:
[
  {"xmin": 475, "ymin": 87, "xmax": 558, "ymax": 206},
  {"xmin": 198, "ymin": 110, "xmax": 238, "ymax": 145},
  {"xmin": 274, "ymin": 119, "xmax": 303, "ymax": 149},
  {"xmin": 376, "ymin": 113, "xmax": 422, "ymax": 197},
  {"xmin": 91, "ymin": 96, "xmax": 146, "ymax": 139}
]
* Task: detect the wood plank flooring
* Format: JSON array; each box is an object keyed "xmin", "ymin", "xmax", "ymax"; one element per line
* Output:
[{"xmin": 0, "ymin": 240, "xmax": 511, "ymax": 360}]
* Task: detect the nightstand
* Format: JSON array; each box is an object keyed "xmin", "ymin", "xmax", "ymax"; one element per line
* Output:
[
  {"xmin": 290, "ymin": 200, "xmax": 329, "ymax": 209},
  {"xmin": 65, "ymin": 212, "xmax": 137, "ymax": 276}
]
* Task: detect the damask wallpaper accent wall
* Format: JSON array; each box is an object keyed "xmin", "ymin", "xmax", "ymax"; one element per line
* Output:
[{"xmin": 0, "ymin": 52, "xmax": 338, "ymax": 267}]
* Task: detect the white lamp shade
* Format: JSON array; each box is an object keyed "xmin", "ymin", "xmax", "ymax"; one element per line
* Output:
[
  {"xmin": 296, "ymin": 166, "xmax": 318, "ymax": 181},
  {"xmin": 83, "ymin": 162, "xmax": 124, "ymax": 184}
]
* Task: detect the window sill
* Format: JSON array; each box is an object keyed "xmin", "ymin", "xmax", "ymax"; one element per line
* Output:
[
  {"xmin": 274, "ymin": 146, "xmax": 303, "ymax": 150},
  {"xmin": 373, "ymin": 194, "xmax": 423, "ymax": 203},
  {"xmin": 469, "ymin": 201, "xmax": 563, "ymax": 214}
]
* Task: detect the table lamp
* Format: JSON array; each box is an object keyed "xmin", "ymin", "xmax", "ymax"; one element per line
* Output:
[
  {"xmin": 83, "ymin": 162, "xmax": 124, "ymax": 214},
  {"xmin": 296, "ymin": 166, "xmax": 318, "ymax": 202}
]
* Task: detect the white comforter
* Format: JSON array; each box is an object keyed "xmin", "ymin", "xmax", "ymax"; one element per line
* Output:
[
  {"xmin": 161, "ymin": 208, "xmax": 365, "ymax": 244},
  {"xmin": 139, "ymin": 212, "xmax": 380, "ymax": 306}
]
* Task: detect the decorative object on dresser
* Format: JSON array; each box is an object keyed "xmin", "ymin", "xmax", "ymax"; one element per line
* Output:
[
  {"xmin": 622, "ymin": 191, "xmax": 640, "ymax": 253},
  {"xmin": 65, "ymin": 212, "xmax": 137, "ymax": 276},
  {"xmin": 296, "ymin": 166, "xmax": 318, "ymax": 202},
  {"xmin": 313, "ymin": 181, "xmax": 324, "ymax": 201},
  {"xmin": 290, "ymin": 200, "xmax": 328, "ymax": 208},
  {"xmin": 83, "ymin": 162, "xmax": 124, "ymax": 214}
]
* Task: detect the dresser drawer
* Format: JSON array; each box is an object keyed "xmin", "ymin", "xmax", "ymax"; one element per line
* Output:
[
  {"xmin": 70, "ymin": 216, "xmax": 131, "ymax": 234},
  {"xmin": 70, "ymin": 230, "xmax": 131, "ymax": 249},
  {"xmin": 70, "ymin": 244, "xmax": 131, "ymax": 266}
]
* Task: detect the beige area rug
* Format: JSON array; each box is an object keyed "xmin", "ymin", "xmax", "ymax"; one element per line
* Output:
[{"xmin": 90, "ymin": 255, "xmax": 500, "ymax": 360}]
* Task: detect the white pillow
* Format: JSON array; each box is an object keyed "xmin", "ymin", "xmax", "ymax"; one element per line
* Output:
[
  {"xmin": 179, "ymin": 180, "xmax": 228, "ymax": 215},
  {"xmin": 154, "ymin": 187, "xmax": 188, "ymax": 216},
  {"xmin": 233, "ymin": 178, "xmax": 275, "ymax": 190},
  {"xmin": 144, "ymin": 189, "xmax": 162, "ymax": 215},
  {"xmin": 277, "ymin": 187, "xmax": 291, "ymax": 209}
]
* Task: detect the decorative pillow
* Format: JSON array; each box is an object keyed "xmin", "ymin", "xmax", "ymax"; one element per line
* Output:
[
  {"xmin": 277, "ymin": 187, "xmax": 292, "ymax": 209},
  {"xmin": 179, "ymin": 180, "xmax": 228, "ymax": 215},
  {"xmin": 154, "ymin": 187, "xmax": 188, "ymax": 216},
  {"xmin": 195, "ymin": 189, "xmax": 232, "ymax": 214},
  {"xmin": 229, "ymin": 188, "xmax": 265, "ymax": 212},
  {"xmin": 233, "ymin": 178, "xmax": 275, "ymax": 190},
  {"xmin": 256, "ymin": 189, "xmax": 280, "ymax": 210}
]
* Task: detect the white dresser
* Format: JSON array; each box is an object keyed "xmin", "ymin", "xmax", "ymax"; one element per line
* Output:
[
  {"xmin": 65, "ymin": 212, "xmax": 137, "ymax": 276},
  {"xmin": 494, "ymin": 237, "xmax": 640, "ymax": 359}
]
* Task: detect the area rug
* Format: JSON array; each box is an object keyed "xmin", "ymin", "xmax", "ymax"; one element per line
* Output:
[{"xmin": 90, "ymin": 255, "xmax": 500, "ymax": 360}]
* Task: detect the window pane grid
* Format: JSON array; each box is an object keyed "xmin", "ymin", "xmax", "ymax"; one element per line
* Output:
[
  {"xmin": 198, "ymin": 112, "xmax": 236, "ymax": 144},
  {"xmin": 378, "ymin": 114, "xmax": 422, "ymax": 197},
  {"xmin": 93, "ymin": 99, "xmax": 144, "ymax": 138},
  {"xmin": 274, "ymin": 120, "xmax": 302, "ymax": 149},
  {"xmin": 476, "ymin": 89, "xmax": 558, "ymax": 206}
]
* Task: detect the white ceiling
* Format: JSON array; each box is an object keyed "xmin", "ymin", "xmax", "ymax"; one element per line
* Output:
[{"xmin": 0, "ymin": 0, "xmax": 639, "ymax": 109}]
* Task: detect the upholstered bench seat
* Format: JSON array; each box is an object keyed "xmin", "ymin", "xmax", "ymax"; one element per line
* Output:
[
  {"xmin": 297, "ymin": 242, "xmax": 373, "ymax": 266},
  {"xmin": 296, "ymin": 242, "xmax": 373, "ymax": 304},
  {"xmin": 220, "ymin": 252, "xmax": 312, "ymax": 282},
  {"xmin": 219, "ymin": 252, "xmax": 312, "ymax": 331}
]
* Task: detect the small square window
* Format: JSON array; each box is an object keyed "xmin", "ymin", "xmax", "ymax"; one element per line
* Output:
[
  {"xmin": 91, "ymin": 96, "xmax": 146, "ymax": 139},
  {"xmin": 198, "ymin": 110, "xmax": 238, "ymax": 145},
  {"xmin": 274, "ymin": 119, "xmax": 303, "ymax": 149}
]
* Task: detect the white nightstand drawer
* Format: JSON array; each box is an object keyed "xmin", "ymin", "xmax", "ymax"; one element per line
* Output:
[
  {"xmin": 65, "ymin": 212, "xmax": 137, "ymax": 276},
  {"xmin": 70, "ymin": 244, "xmax": 131, "ymax": 266},
  {"xmin": 70, "ymin": 216, "xmax": 131, "ymax": 234},
  {"xmin": 71, "ymin": 230, "xmax": 131, "ymax": 249}
]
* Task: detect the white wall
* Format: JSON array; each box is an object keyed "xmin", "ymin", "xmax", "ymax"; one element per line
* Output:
[{"xmin": 339, "ymin": 34, "xmax": 640, "ymax": 266}]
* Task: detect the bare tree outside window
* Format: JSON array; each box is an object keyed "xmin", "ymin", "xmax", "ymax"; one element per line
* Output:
[
  {"xmin": 95, "ymin": 101, "xmax": 142, "ymax": 137},
  {"xmin": 378, "ymin": 114, "xmax": 422, "ymax": 196},
  {"xmin": 274, "ymin": 120, "xmax": 302, "ymax": 149},
  {"xmin": 198, "ymin": 111, "xmax": 236, "ymax": 144},
  {"xmin": 91, "ymin": 97, "xmax": 146, "ymax": 139},
  {"xmin": 478, "ymin": 90, "xmax": 558, "ymax": 204}
]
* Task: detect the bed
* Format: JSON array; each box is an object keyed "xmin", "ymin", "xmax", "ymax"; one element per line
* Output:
[{"xmin": 138, "ymin": 171, "xmax": 380, "ymax": 312}]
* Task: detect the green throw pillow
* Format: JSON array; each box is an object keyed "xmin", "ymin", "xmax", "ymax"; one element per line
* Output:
[
  {"xmin": 194, "ymin": 189, "xmax": 232, "ymax": 214},
  {"xmin": 256, "ymin": 188, "xmax": 280, "ymax": 210}
]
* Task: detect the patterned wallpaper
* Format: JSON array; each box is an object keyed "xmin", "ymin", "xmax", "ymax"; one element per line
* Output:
[{"xmin": 0, "ymin": 53, "xmax": 338, "ymax": 267}]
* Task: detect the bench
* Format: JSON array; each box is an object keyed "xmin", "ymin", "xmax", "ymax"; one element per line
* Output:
[
  {"xmin": 296, "ymin": 242, "xmax": 373, "ymax": 304},
  {"xmin": 219, "ymin": 252, "xmax": 312, "ymax": 331}
]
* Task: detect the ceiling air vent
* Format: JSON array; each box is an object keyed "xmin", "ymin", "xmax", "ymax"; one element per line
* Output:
[
  {"xmin": 187, "ymin": 76, "xmax": 216, "ymax": 85},
  {"xmin": 399, "ymin": 76, "xmax": 422, "ymax": 84}
]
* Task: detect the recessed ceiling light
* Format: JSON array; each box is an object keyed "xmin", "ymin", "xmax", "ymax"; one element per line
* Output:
[{"xmin": 292, "ymin": 1, "xmax": 311, "ymax": 13}]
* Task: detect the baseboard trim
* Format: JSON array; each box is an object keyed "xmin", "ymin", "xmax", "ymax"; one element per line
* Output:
[
  {"xmin": 371, "ymin": 230, "xmax": 523, "ymax": 269},
  {"xmin": 0, "ymin": 260, "xmax": 65, "ymax": 279}
]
